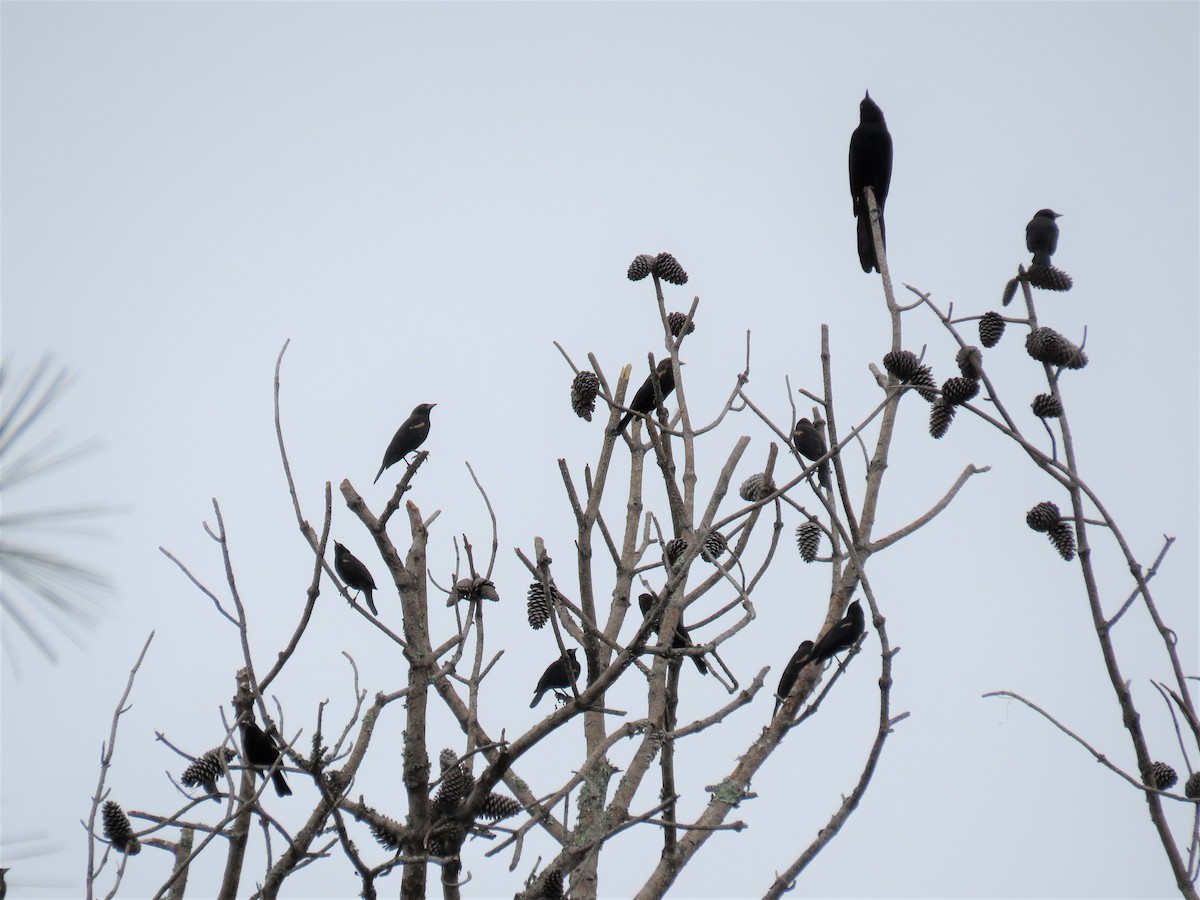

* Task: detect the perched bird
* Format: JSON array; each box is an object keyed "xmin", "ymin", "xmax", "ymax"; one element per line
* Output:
[
  {"xmin": 334, "ymin": 541, "xmax": 378, "ymax": 615},
  {"xmin": 810, "ymin": 599, "xmax": 865, "ymax": 664},
  {"xmin": 848, "ymin": 91, "xmax": 894, "ymax": 273},
  {"xmin": 375, "ymin": 403, "xmax": 436, "ymax": 483},
  {"xmin": 530, "ymin": 648, "xmax": 581, "ymax": 708},
  {"xmin": 638, "ymin": 592, "xmax": 708, "ymax": 675},
  {"xmin": 792, "ymin": 418, "xmax": 831, "ymax": 490},
  {"xmin": 617, "ymin": 359, "xmax": 677, "ymax": 431},
  {"xmin": 774, "ymin": 640, "xmax": 815, "ymax": 716},
  {"xmin": 241, "ymin": 719, "xmax": 292, "ymax": 797},
  {"xmin": 1025, "ymin": 209, "xmax": 1062, "ymax": 267}
]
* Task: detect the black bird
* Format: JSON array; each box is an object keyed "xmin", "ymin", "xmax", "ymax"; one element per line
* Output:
[
  {"xmin": 530, "ymin": 648, "xmax": 581, "ymax": 708},
  {"xmin": 792, "ymin": 418, "xmax": 831, "ymax": 490},
  {"xmin": 1026, "ymin": 209, "xmax": 1062, "ymax": 267},
  {"xmin": 617, "ymin": 359, "xmax": 677, "ymax": 431},
  {"xmin": 848, "ymin": 91, "xmax": 894, "ymax": 273},
  {"xmin": 810, "ymin": 599, "xmax": 865, "ymax": 664},
  {"xmin": 774, "ymin": 640, "xmax": 815, "ymax": 716},
  {"xmin": 638, "ymin": 593, "xmax": 708, "ymax": 675},
  {"xmin": 241, "ymin": 719, "xmax": 292, "ymax": 797},
  {"xmin": 375, "ymin": 403, "xmax": 436, "ymax": 484},
  {"xmin": 334, "ymin": 541, "xmax": 377, "ymax": 615}
]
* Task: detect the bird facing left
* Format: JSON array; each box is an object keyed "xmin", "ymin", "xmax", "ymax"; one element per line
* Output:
[{"xmin": 375, "ymin": 402, "xmax": 436, "ymax": 483}]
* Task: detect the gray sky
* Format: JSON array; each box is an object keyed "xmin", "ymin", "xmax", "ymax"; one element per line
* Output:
[{"xmin": 2, "ymin": 2, "xmax": 1198, "ymax": 897}]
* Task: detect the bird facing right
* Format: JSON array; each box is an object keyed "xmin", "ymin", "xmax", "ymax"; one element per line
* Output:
[
  {"xmin": 333, "ymin": 541, "xmax": 378, "ymax": 615},
  {"xmin": 639, "ymin": 592, "xmax": 709, "ymax": 675},
  {"xmin": 375, "ymin": 402, "xmax": 436, "ymax": 484},
  {"xmin": 848, "ymin": 91, "xmax": 893, "ymax": 273},
  {"xmin": 530, "ymin": 648, "xmax": 582, "ymax": 708},
  {"xmin": 617, "ymin": 359, "xmax": 677, "ymax": 431},
  {"xmin": 1025, "ymin": 209, "xmax": 1062, "ymax": 267},
  {"xmin": 810, "ymin": 599, "xmax": 866, "ymax": 664},
  {"xmin": 792, "ymin": 418, "xmax": 832, "ymax": 490}
]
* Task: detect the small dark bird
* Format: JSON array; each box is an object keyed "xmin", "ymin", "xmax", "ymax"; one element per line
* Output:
[
  {"xmin": 810, "ymin": 599, "xmax": 865, "ymax": 664},
  {"xmin": 375, "ymin": 403, "xmax": 436, "ymax": 483},
  {"xmin": 774, "ymin": 640, "xmax": 815, "ymax": 716},
  {"xmin": 639, "ymin": 593, "xmax": 708, "ymax": 675},
  {"xmin": 241, "ymin": 719, "xmax": 292, "ymax": 797},
  {"xmin": 334, "ymin": 541, "xmax": 377, "ymax": 615},
  {"xmin": 618, "ymin": 359, "xmax": 677, "ymax": 431},
  {"xmin": 792, "ymin": 418, "xmax": 831, "ymax": 490},
  {"xmin": 530, "ymin": 648, "xmax": 581, "ymax": 708},
  {"xmin": 1025, "ymin": 209, "xmax": 1062, "ymax": 267},
  {"xmin": 849, "ymin": 91, "xmax": 894, "ymax": 273}
]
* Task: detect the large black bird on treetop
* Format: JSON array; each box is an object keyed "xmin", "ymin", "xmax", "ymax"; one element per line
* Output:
[
  {"xmin": 792, "ymin": 418, "xmax": 832, "ymax": 490},
  {"xmin": 375, "ymin": 402, "xmax": 435, "ymax": 483},
  {"xmin": 810, "ymin": 599, "xmax": 866, "ymax": 664},
  {"xmin": 639, "ymin": 592, "xmax": 709, "ymax": 675},
  {"xmin": 530, "ymin": 648, "xmax": 582, "ymax": 708},
  {"xmin": 849, "ymin": 91, "xmax": 893, "ymax": 273},
  {"xmin": 241, "ymin": 719, "xmax": 292, "ymax": 797},
  {"xmin": 1026, "ymin": 209, "xmax": 1062, "ymax": 267}
]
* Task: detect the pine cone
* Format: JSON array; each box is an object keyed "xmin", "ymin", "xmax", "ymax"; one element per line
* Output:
[
  {"xmin": 1025, "ymin": 501, "xmax": 1061, "ymax": 533},
  {"xmin": 102, "ymin": 800, "xmax": 140, "ymax": 856},
  {"xmin": 455, "ymin": 576, "xmax": 500, "ymax": 605},
  {"xmin": 795, "ymin": 521, "xmax": 821, "ymax": 563},
  {"xmin": 665, "ymin": 538, "xmax": 689, "ymax": 568},
  {"xmin": 929, "ymin": 399, "xmax": 955, "ymax": 438},
  {"xmin": 1027, "ymin": 264, "xmax": 1073, "ymax": 291},
  {"xmin": 653, "ymin": 252, "xmax": 688, "ymax": 285},
  {"xmin": 941, "ymin": 376, "xmax": 980, "ymax": 406},
  {"xmin": 956, "ymin": 346, "xmax": 984, "ymax": 380},
  {"xmin": 527, "ymin": 581, "xmax": 558, "ymax": 630},
  {"xmin": 1184, "ymin": 772, "xmax": 1200, "ymax": 799},
  {"xmin": 570, "ymin": 371, "xmax": 600, "ymax": 421},
  {"xmin": 627, "ymin": 253, "xmax": 655, "ymax": 281},
  {"xmin": 882, "ymin": 349, "xmax": 920, "ymax": 380},
  {"xmin": 370, "ymin": 812, "xmax": 405, "ymax": 850},
  {"xmin": 739, "ymin": 473, "xmax": 775, "ymax": 502},
  {"xmin": 181, "ymin": 747, "xmax": 236, "ymax": 797},
  {"xmin": 979, "ymin": 311, "xmax": 1006, "ymax": 348},
  {"xmin": 1031, "ymin": 393, "xmax": 1062, "ymax": 418},
  {"xmin": 1144, "ymin": 761, "xmax": 1178, "ymax": 791},
  {"xmin": 1048, "ymin": 519, "xmax": 1076, "ymax": 561},
  {"xmin": 480, "ymin": 793, "xmax": 522, "ymax": 821},
  {"xmin": 909, "ymin": 365, "xmax": 938, "ymax": 403},
  {"xmin": 1026, "ymin": 327, "xmax": 1088, "ymax": 369},
  {"xmin": 667, "ymin": 311, "xmax": 696, "ymax": 337},
  {"xmin": 1001, "ymin": 276, "xmax": 1020, "ymax": 307},
  {"xmin": 702, "ymin": 531, "xmax": 728, "ymax": 563},
  {"xmin": 540, "ymin": 868, "xmax": 565, "ymax": 900},
  {"xmin": 433, "ymin": 750, "xmax": 474, "ymax": 813}
]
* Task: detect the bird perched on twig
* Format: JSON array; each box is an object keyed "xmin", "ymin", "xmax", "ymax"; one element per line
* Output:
[
  {"xmin": 530, "ymin": 648, "xmax": 581, "ymax": 708},
  {"xmin": 792, "ymin": 418, "xmax": 831, "ymax": 490},
  {"xmin": 334, "ymin": 541, "xmax": 377, "ymax": 615},
  {"xmin": 774, "ymin": 639, "xmax": 815, "ymax": 716},
  {"xmin": 1025, "ymin": 209, "xmax": 1062, "ymax": 267},
  {"xmin": 241, "ymin": 719, "xmax": 292, "ymax": 797},
  {"xmin": 375, "ymin": 403, "xmax": 436, "ymax": 483},
  {"xmin": 810, "ymin": 599, "xmax": 865, "ymax": 664},
  {"xmin": 849, "ymin": 91, "xmax": 893, "ymax": 273},
  {"xmin": 617, "ymin": 359, "xmax": 678, "ymax": 431},
  {"xmin": 638, "ymin": 593, "xmax": 708, "ymax": 675}
]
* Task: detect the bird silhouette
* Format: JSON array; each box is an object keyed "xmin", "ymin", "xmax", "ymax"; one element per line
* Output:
[
  {"xmin": 810, "ymin": 599, "xmax": 865, "ymax": 664},
  {"xmin": 334, "ymin": 542, "xmax": 377, "ymax": 615},
  {"xmin": 530, "ymin": 648, "xmax": 581, "ymax": 708},
  {"xmin": 618, "ymin": 359, "xmax": 677, "ymax": 431},
  {"xmin": 774, "ymin": 640, "xmax": 815, "ymax": 716},
  {"xmin": 241, "ymin": 719, "xmax": 292, "ymax": 797},
  {"xmin": 849, "ymin": 91, "xmax": 893, "ymax": 273},
  {"xmin": 1025, "ymin": 209, "xmax": 1062, "ymax": 267},
  {"xmin": 792, "ymin": 418, "xmax": 831, "ymax": 490},
  {"xmin": 375, "ymin": 403, "xmax": 436, "ymax": 483},
  {"xmin": 638, "ymin": 592, "xmax": 708, "ymax": 675}
]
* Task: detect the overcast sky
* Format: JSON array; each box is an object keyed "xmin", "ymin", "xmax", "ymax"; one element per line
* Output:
[{"xmin": 2, "ymin": 2, "xmax": 1198, "ymax": 898}]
